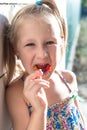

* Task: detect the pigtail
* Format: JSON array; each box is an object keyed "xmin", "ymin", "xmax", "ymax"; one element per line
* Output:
[
  {"xmin": 42, "ymin": 0, "xmax": 67, "ymax": 42},
  {"xmin": 3, "ymin": 24, "xmax": 16, "ymax": 86},
  {"xmin": 42, "ymin": 0, "xmax": 61, "ymax": 16}
]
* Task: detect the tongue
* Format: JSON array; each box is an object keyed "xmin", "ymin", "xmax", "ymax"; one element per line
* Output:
[
  {"xmin": 43, "ymin": 64, "xmax": 51, "ymax": 73},
  {"xmin": 34, "ymin": 64, "xmax": 51, "ymax": 73}
]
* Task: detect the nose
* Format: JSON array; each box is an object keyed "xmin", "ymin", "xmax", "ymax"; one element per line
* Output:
[{"xmin": 36, "ymin": 46, "xmax": 48, "ymax": 59}]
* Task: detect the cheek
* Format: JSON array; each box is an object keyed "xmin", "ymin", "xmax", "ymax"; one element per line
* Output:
[
  {"xmin": 18, "ymin": 52, "xmax": 31, "ymax": 71},
  {"xmin": 52, "ymin": 46, "xmax": 62, "ymax": 66},
  {"xmin": 49, "ymin": 46, "xmax": 57, "ymax": 67}
]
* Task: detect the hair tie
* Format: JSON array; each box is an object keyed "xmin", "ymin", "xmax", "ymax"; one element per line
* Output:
[{"xmin": 36, "ymin": 0, "xmax": 42, "ymax": 5}]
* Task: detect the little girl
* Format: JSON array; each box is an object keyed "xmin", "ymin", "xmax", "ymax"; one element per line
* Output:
[{"xmin": 4, "ymin": 0, "xmax": 87, "ymax": 130}]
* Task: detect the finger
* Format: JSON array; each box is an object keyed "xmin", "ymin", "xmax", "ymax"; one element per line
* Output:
[
  {"xmin": 32, "ymin": 80, "xmax": 50, "ymax": 92},
  {"xmin": 25, "ymin": 69, "xmax": 43, "ymax": 83},
  {"xmin": 29, "ymin": 69, "xmax": 43, "ymax": 80},
  {"xmin": 23, "ymin": 81, "xmax": 48, "ymax": 105},
  {"xmin": 24, "ymin": 72, "xmax": 50, "ymax": 90},
  {"xmin": 24, "ymin": 79, "xmax": 49, "ymax": 93}
]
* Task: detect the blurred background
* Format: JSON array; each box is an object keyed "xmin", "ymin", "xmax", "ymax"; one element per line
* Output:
[{"xmin": 0, "ymin": 0, "xmax": 87, "ymax": 120}]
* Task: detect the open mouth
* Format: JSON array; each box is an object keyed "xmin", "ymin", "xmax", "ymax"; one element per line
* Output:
[{"xmin": 33, "ymin": 64, "xmax": 51, "ymax": 74}]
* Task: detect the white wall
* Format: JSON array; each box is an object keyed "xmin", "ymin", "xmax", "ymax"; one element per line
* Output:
[{"xmin": 0, "ymin": 0, "xmax": 66, "ymax": 21}]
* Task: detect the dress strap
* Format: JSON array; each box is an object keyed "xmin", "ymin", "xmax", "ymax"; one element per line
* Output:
[
  {"xmin": 55, "ymin": 71, "xmax": 79, "ymax": 99},
  {"xmin": 56, "ymin": 71, "xmax": 72, "ymax": 92}
]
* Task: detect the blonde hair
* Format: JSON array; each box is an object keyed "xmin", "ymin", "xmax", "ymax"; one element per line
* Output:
[{"xmin": 5, "ymin": 0, "xmax": 67, "ymax": 85}]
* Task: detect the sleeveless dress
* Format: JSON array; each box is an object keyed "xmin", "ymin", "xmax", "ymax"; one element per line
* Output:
[
  {"xmin": 46, "ymin": 72, "xmax": 85, "ymax": 130},
  {"xmin": 22, "ymin": 72, "xmax": 86, "ymax": 130}
]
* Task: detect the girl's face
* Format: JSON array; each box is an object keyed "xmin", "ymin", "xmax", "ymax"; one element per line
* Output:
[{"xmin": 16, "ymin": 15, "xmax": 64, "ymax": 79}]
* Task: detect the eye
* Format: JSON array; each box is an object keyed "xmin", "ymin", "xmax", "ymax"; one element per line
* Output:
[
  {"xmin": 46, "ymin": 41, "xmax": 55, "ymax": 45},
  {"xmin": 25, "ymin": 43, "xmax": 35, "ymax": 47}
]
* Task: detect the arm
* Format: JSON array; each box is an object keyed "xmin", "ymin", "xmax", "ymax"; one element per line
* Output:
[
  {"xmin": 6, "ymin": 82, "xmax": 30, "ymax": 130},
  {"xmin": 68, "ymin": 71, "xmax": 87, "ymax": 128},
  {"xmin": 62, "ymin": 70, "xmax": 87, "ymax": 128},
  {"xmin": 23, "ymin": 70, "xmax": 49, "ymax": 130},
  {"xmin": 6, "ymin": 71, "xmax": 49, "ymax": 130},
  {"xmin": 74, "ymin": 98, "xmax": 87, "ymax": 129}
]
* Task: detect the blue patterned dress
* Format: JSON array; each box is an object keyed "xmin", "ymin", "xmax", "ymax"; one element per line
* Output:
[
  {"xmin": 46, "ymin": 72, "xmax": 86, "ymax": 130},
  {"xmin": 46, "ymin": 97, "xmax": 85, "ymax": 130}
]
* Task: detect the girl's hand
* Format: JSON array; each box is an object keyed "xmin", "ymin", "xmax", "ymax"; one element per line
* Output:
[{"xmin": 23, "ymin": 70, "xmax": 50, "ymax": 113}]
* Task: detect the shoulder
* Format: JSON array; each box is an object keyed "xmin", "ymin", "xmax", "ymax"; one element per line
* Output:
[
  {"xmin": 6, "ymin": 73, "xmax": 24, "ymax": 96},
  {"xmin": 6, "ymin": 78, "xmax": 24, "ymax": 112},
  {"xmin": 6, "ymin": 77, "xmax": 23, "ymax": 98},
  {"xmin": 6, "ymin": 72, "xmax": 27, "ymax": 107},
  {"xmin": 61, "ymin": 70, "xmax": 77, "ymax": 83},
  {"xmin": 61, "ymin": 70, "xmax": 78, "ymax": 91}
]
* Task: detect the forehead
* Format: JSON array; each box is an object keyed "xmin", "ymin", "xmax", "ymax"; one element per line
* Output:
[{"xmin": 18, "ymin": 14, "xmax": 61, "ymax": 36}]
